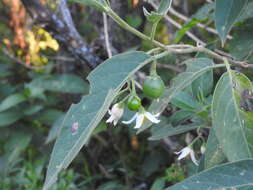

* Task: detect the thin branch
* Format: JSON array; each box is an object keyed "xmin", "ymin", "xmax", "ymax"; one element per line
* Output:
[
  {"xmin": 148, "ymin": 1, "xmax": 206, "ymax": 46},
  {"xmin": 157, "ymin": 63, "xmax": 183, "ymax": 72},
  {"xmin": 168, "ymin": 7, "xmax": 232, "ymax": 40},
  {"xmin": 103, "ymin": 12, "xmax": 112, "ymax": 58},
  {"xmin": 107, "ymin": 8, "xmax": 252, "ymax": 69}
]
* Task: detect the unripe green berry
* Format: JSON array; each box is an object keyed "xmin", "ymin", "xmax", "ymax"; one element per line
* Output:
[
  {"xmin": 127, "ymin": 95, "xmax": 141, "ymax": 111},
  {"xmin": 143, "ymin": 75, "xmax": 165, "ymax": 99}
]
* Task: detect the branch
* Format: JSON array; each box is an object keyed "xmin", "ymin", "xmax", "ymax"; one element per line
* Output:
[
  {"xmin": 168, "ymin": 7, "xmax": 232, "ymax": 40},
  {"xmin": 106, "ymin": 8, "xmax": 252, "ymax": 69},
  {"xmin": 20, "ymin": 0, "xmax": 101, "ymax": 69},
  {"xmin": 103, "ymin": 12, "xmax": 112, "ymax": 58},
  {"xmin": 148, "ymin": 0, "xmax": 206, "ymax": 45}
]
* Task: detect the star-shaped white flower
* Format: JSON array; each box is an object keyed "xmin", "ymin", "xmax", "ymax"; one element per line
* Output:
[
  {"xmin": 175, "ymin": 146, "xmax": 199, "ymax": 166},
  {"xmin": 106, "ymin": 103, "xmax": 124, "ymax": 126},
  {"xmin": 122, "ymin": 108, "xmax": 160, "ymax": 129}
]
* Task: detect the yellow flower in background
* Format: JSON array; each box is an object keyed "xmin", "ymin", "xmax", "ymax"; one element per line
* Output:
[{"xmin": 25, "ymin": 28, "xmax": 59, "ymax": 66}]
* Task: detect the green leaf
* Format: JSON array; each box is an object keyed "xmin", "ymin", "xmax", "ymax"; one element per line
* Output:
[
  {"xmin": 170, "ymin": 110, "xmax": 194, "ymax": 126},
  {"xmin": 138, "ymin": 58, "xmax": 224, "ymax": 133},
  {"xmin": 171, "ymin": 91, "xmax": 199, "ymax": 111},
  {"xmin": 0, "ymin": 109, "xmax": 22, "ymax": 127},
  {"xmin": 150, "ymin": 178, "xmax": 166, "ymax": 190},
  {"xmin": 143, "ymin": 0, "xmax": 172, "ymax": 23},
  {"xmin": 45, "ymin": 114, "xmax": 66, "ymax": 144},
  {"xmin": 0, "ymin": 93, "xmax": 27, "ymax": 112},
  {"xmin": 157, "ymin": 0, "xmax": 172, "ymax": 15},
  {"xmin": 143, "ymin": 8, "xmax": 163, "ymax": 23},
  {"xmin": 149, "ymin": 123, "xmax": 201, "ymax": 141},
  {"xmin": 228, "ymin": 29, "xmax": 253, "ymax": 61},
  {"xmin": 69, "ymin": 0, "xmax": 109, "ymax": 12},
  {"xmin": 237, "ymin": 2, "xmax": 253, "ymax": 23},
  {"xmin": 173, "ymin": 18, "xmax": 204, "ymax": 44},
  {"xmin": 97, "ymin": 181, "xmax": 127, "ymax": 190},
  {"xmin": 204, "ymin": 128, "xmax": 227, "ymax": 169},
  {"xmin": 3, "ymin": 132, "xmax": 31, "ymax": 173},
  {"xmin": 165, "ymin": 159, "xmax": 253, "ymax": 190},
  {"xmin": 186, "ymin": 58, "xmax": 214, "ymax": 98},
  {"xmin": 192, "ymin": 3, "xmax": 214, "ymax": 20},
  {"xmin": 27, "ymin": 74, "xmax": 89, "ymax": 94},
  {"xmin": 215, "ymin": 0, "xmax": 248, "ymax": 45},
  {"xmin": 43, "ymin": 52, "xmax": 151, "ymax": 190},
  {"xmin": 35, "ymin": 109, "xmax": 64, "ymax": 125},
  {"xmin": 212, "ymin": 68, "xmax": 253, "ymax": 161}
]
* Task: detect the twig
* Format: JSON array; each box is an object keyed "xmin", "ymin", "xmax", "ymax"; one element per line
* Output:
[
  {"xmin": 103, "ymin": 12, "xmax": 112, "ymax": 58},
  {"xmin": 168, "ymin": 7, "xmax": 232, "ymax": 40},
  {"xmin": 106, "ymin": 8, "xmax": 252, "ymax": 69},
  {"xmin": 148, "ymin": 1, "xmax": 206, "ymax": 46},
  {"xmin": 45, "ymin": 55, "xmax": 75, "ymax": 62},
  {"xmin": 157, "ymin": 63, "xmax": 183, "ymax": 72}
]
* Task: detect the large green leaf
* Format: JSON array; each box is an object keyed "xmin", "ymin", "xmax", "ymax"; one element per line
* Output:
[
  {"xmin": 204, "ymin": 128, "xmax": 227, "ymax": 169},
  {"xmin": 3, "ymin": 132, "xmax": 31, "ymax": 174},
  {"xmin": 138, "ymin": 58, "xmax": 224, "ymax": 133},
  {"xmin": 27, "ymin": 74, "xmax": 89, "ymax": 94},
  {"xmin": 0, "ymin": 93, "xmax": 27, "ymax": 112},
  {"xmin": 43, "ymin": 52, "xmax": 151, "ymax": 190},
  {"xmin": 228, "ymin": 29, "xmax": 253, "ymax": 61},
  {"xmin": 212, "ymin": 68, "xmax": 253, "ymax": 161},
  {"xmin": 0, "ymin": 109, "xmax": 22, "ymax": 127},
  {"xmin": 166, "ymin": 159, "xmax": 253, "ymax": 190},
  {"xmin": 186, "ymin": 58, "xmax": 214, "ymax": 98},
  {"xmin": 149, "ymin": 123, "xmax": 201, "ymax": 141},
  {"xmin": 237, "ymin": 2, "xmax": 253, "ymax": 22},
  {"xmin": 215, "ymin": 0, "xmax": 248, "ymax": 44},
  {"xmin": 171, "ymin": 91, "xmax": 199, "ymax": 111}
]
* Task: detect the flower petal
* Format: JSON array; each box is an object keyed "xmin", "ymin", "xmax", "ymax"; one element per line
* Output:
[
  {"xmin": 134, "ymin": 114, "xmax": 145, "ymax": 129},
  {"xmin": 113, "ymin": 118, "xmax": 119, "ymax": 126},
  {"xmin": 122, "ymin": 113, "xmax": 138, "ymax": 124},
  {"xmin": 190, "ymin": 150, "xmax": 199, "ymax": 166},
  {"xmin": 154, "ymin": 112, "xmax": 161, "ymax": 117},
  {"xmin": 144, "ymin": 112, "xmax": 160, "ymax": 123},
  {"xmin": 106, "ymin": 116, "xmax": 114, "ymax": 123},
  {"xmin": 177, "ymin": 147, "xmax": 191, "ymax": 160}
]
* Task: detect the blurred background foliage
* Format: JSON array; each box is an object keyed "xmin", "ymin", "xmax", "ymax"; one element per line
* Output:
[{"xmin": 0, "ymin": 0, "xmax": 253, "ymax": 189}]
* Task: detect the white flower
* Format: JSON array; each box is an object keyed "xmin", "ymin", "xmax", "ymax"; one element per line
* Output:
[
  {"xmin": 122, "ymin": 109, "xmax": 160, "ymax": 129},
  {"xmin": 106, "ymin": 103, "xmax": 124, "ymax": 126},
  {"xmin": 175, "ymin": 147, "xmax": 199, "ymax": 166}
]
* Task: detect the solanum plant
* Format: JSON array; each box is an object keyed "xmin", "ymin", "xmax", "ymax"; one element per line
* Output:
[{"xmin": 43, "ymin": 0, "xmax": 253, "ymax": 190}]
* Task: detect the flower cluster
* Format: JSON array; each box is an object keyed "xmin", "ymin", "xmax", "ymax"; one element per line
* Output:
[
  {"xmin": 106, "ymin": 103, "xmax": 160, "ymax": 129},
  {"xmin": 106, "ymin": 70, "xmax": 164, "ymax": 129}
]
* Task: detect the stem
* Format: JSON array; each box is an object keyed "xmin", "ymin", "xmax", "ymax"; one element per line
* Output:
[
  {"xmin": 150, "ymin": 61, "xmax": 157, "ymax": 76},
  {"xmin": 150, "ymin": 21, "xmax": 158, "ymax": 41},
  {"xmin": 131, "ymin": 78, "xmax": 136, "ymax": 94},
  {"xmin": 106, "ymin": 8, "xmax": 252, "ymax": 69}
]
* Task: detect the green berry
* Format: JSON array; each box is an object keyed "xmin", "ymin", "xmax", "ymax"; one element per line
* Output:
[
  {"xmin": 127, "ymin": 95, "xmax": 141, "ymax": 111},
  {"xmin": 143, "ymin": 75, "xmax": 165, "ymax": 99}
]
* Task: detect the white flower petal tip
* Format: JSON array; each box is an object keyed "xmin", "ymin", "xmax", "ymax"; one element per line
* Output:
[
  {"xmin": 106, "ymin": 103, "xmax": 124, "ymax": 126},
  {"xmin": 144, "ymin": 112, "xmax": 160, "ymax": 123},
  {"xmin": 175, "ymin": 147, "xmax": 199, "ymax": 166},
  {"xmin": 122, "ymin": 113, "xmax": 138, "ymax": 125},
  {"xmin": 122, "ymin": 110, "xmax": 160, "ymax": 129}
]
